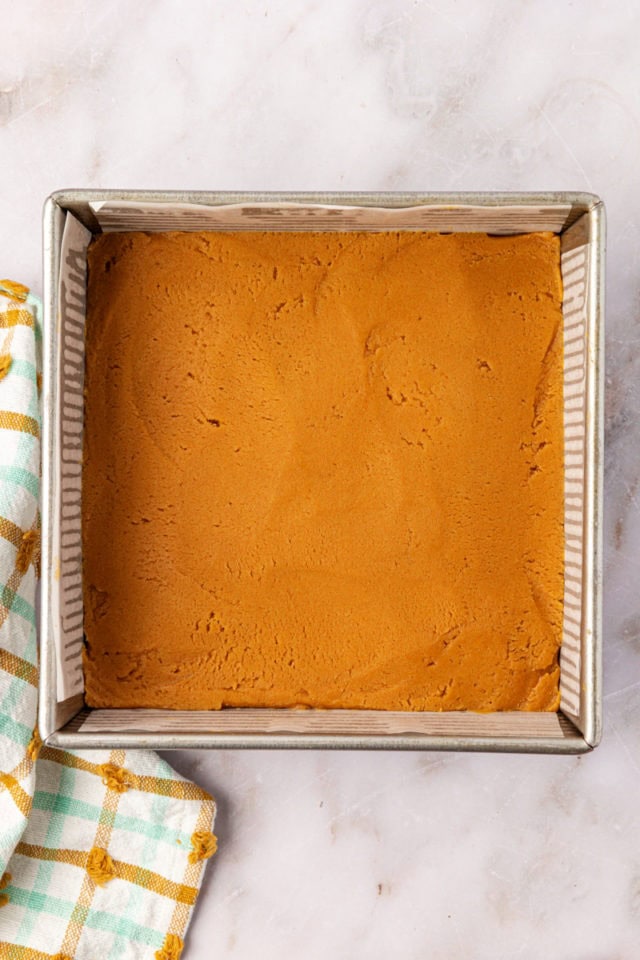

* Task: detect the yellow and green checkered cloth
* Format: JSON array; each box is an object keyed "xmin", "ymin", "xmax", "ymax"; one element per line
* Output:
[{"xmin": 0, "ymin": 282, "xmax": 216, "ymax": 959}]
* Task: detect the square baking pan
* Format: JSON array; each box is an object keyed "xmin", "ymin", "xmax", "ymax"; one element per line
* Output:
[{"xmin": 38, "ymin": 190, "xmax": 604, "ymax": 753}]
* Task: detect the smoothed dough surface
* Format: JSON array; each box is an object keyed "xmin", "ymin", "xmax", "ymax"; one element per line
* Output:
[{"xmin": 83, "ymin": 231, "xmax": 564, "ymax": 711}]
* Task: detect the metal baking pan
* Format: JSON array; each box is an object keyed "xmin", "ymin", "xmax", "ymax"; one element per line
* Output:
[{"xmin": 38, "ymin": 190, "xmax": 604, "ymax": 753}]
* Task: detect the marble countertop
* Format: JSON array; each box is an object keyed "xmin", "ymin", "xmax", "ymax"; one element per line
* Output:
[{"xmin": 3, "ymin": 1, "xmax": 639, "ymax": 956}]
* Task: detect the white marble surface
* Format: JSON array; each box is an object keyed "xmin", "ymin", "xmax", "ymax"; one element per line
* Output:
[{"xmin": 3, "ymin": 0, "xmax": 640, "ymax": 955}]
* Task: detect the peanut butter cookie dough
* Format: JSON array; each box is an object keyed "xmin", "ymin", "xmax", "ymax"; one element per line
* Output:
[{"xmin": 83, "ymin": 230, "xmax": 563, "ymax": 711}]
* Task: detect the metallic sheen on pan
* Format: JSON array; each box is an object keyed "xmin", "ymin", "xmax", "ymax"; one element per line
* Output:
[{"xmin": 38, "ymin": 191, "xmax": 605, "ymax": 753}]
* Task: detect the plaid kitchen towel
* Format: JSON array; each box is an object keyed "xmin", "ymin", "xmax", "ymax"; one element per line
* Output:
[{"xmin": 0, "ymin": 281, "xmax": 216, "ymax": 959}]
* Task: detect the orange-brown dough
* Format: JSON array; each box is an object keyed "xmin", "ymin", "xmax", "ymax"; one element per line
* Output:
[{"xmin": 82, "ymin": 231, "xmax": 564, "ymax": 711}]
